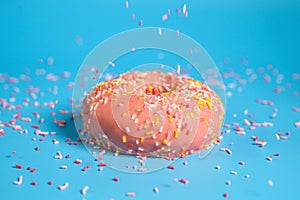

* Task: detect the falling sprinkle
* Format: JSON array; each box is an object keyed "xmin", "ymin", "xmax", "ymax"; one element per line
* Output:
[
  {"xmin": 13, "ymin": 176, "xmax": 23, "ymax": 185},
  {"xmin": 153, "ymin": 187, "xmax": 159, "ymax": 193},
  {"xmin": 58, "ymin": 182, "xmax": 69, "ymax": 190},
  {"xmin": 81, "ymin": 185, "xmax": 89, "ymax": 195},
  {"xmin": 127, "ymin": 192, "xmax": 136, "ymax": 197},
  {"xmin": 268, "ymin": 180, "xmax": 273, "ymax": 186}
]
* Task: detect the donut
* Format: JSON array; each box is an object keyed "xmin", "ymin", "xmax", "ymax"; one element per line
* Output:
[{"xmin": 82, "ymin": 71, "xmax": 224, "ymax": 159}]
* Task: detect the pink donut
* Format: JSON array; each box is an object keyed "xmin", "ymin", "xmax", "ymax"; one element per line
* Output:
[{"xmin": 82, "ymin": 71, "xmax": 224, "ymax": 159}]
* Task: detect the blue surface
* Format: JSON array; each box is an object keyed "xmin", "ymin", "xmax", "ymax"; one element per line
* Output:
[{"xmin": 1, "ymin": 0, "xmax": 300, "ymax": 199}]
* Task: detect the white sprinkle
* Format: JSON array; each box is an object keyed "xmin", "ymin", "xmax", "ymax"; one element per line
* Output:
[
  {"xmin": 230, "ymin": 171, "xmax": 238, "ymax": 175},
  {"xmin": 58, "ymin": 182, "xmax": 69, "ymax": 190},
  {"xmin": 245, "ymin": 174, "xmax": 250, "ymax": 179},
  {"xmin": 125, "ymin": 126, "xmax": 130, "ymax": 133},
  {"xmin": 60, "ymin": 165, "xmax": 68, "ymax": 169},
  {"xmin": 13, "ymin": 175, "xmax": 23, "ymax": 185},
  {"xmin": 183, "ymin": 4, "xmax": 187, "ymax": 14},
  {"xmin": 216, "ymin": 165, "xmax": 221, "ymax": 170},
  {"xmin": 158, "ymin": 27, "xmax": 162, "ymax": 36},
  {"xmin": 162, "ymin": 14, "xmax": 168, "ymax": 21},
  {"xmin": 177, "ymin": 64, "xmax": 181, "ymax": 74},
  {"xmin": 153, "ymin": 187, "xmax": 159, "ymax": 193},
  {"xmin": 52, "ymin": 139, "xmax": 59, "ymax": 144},
  {"xmin": 108, "ymin": 61, "xmax": 115, "ymax": 67},
  {"xmin": 275, "ymin": 134, "xmax": 280, "ymax": 140},
  {"xmin": 268, "ymin": 180, "xmax": 273, "ymax": 186},
  {"xmin": 54, "ymin": 151, "xmax": 63, "ymax": 159},
  {"xmin": 81, "ymin": 185, "xmax": 89, "ymax": 195},
  {"xmin": 131, "ymin": 113, "xmax": 136, "ymax": 120},
  {"xmin": 159, "ymin": 126, "xmax": 164, "ymax": 133}
]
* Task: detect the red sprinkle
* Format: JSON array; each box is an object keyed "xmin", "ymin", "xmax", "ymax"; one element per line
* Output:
[
  {"xmin": 31, "ymin": 181, "xmax": 37, "ymax": 186},
  {"xmin": 113, "ymin": 177, "xmax": 119, "ymax": 182},
  {"xmin": 274, "ymin": 153, "xmax": 280, "ymax": 157},
  {"xmin": 15, "ymin": 164, "xmax": 22, "ymax": 169},
  {"xmin": 239, "ymin": 161, "xmax": 245, "ymax": 165},
  {"xmin": 223, "ymin": 192, "xmax": 229, "ymax": 198},
  {"xmin": 179, "ymin": 178, "xmax": 189, "ymax": 184},
  {"xmin": 74, "ymin": 159, "xmax": 82, "ymax": 164},
  {"xmin": 47, "ymin": 181, "xmax": 53, "ymax": 185},
  {"xmin": 167, "ymin": 165, "xmax": 175, "ymax": 170},
  {"xmin": 32, "ymin": 125, "xmax": 40, "ymax": 129},
  {"xmin": 31, "ymin": 168, "xmax": 37, "ymax": 173},
  {"xmin": 98, "ymin": 163, "xmax": 107, "ymax": 167},
  {"xmin": 34, "ymin": 147, "xmax": 39, "ymax": 151}
]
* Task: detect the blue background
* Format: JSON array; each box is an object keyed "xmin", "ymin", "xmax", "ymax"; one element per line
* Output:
[{"xmin": 1, "ymin": 0, "xmax": 300, "ymax": 199}]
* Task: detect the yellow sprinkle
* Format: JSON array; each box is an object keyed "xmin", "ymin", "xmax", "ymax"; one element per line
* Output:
[
  {"xmin": 198, "ymin": 100, "xmax": 205, "ymax": 105},
  {"xmin": 206, "ymin": 102, "xmax": 212, "ymax": 110},
  {"xmin": 146, "ymin": 131, "xmax": 154, "ymax": 135},
  {"xmin": 140, "ymin": 137, "xmax": 144, "ymax": 143},
  {"xmin": 162, "ymin": 139, "xmax": 169, "ymax": 145},
  {"xmin": 122, "ymin": 112, "xmax": 127, "ymax": 117},
  {"xmin": 107, "ymin": 141, "xmax": 111, "ymax": 147},
  {"xmin": 174, "ymin": 129, "xmax": 179, "ymax": 138},
  {"xmin": 148, "ymin": 86, "xmax": 154, "ymax": 92},
  {"xmin": 122, "ymin": 136, "xmax": 127, "ymax": 143}
]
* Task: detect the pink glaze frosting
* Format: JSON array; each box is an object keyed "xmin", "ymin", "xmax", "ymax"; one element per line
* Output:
[{"xmin": 82, "ymin": 71, "xmax": 224, "ymax": 159}]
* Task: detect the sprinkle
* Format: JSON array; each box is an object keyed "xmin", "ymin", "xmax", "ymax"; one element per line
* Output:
[
  {"xmin": 245, "ymin": 174, "xmax": 250, "ymax": 179},
  {"xmin": 81, "ymin": 185, "xmax": 89, "ymax": 195},
  {"xmin": 177, "ymin": 64, "xmax": 181, "ymax": 74},
  {"xmin": 179, "ymin": 178, "xmax": 189, "ymax": 184},
  {"xmin": 54, "ymin": 151, "xmax": 63, "ymax": 159},
  {"xmin": 223, "ymin": 192, "xmax": 229, "ymax": 198},
  {"xmin": 60, "ymin": 165, "xmax": 68, "ymax": 169},
  {"xmin": 127, "ymin": 192, "xmax": 136, "ymax": 197},
  {"xmin": 254, "ymin": 140, "xmax": 267, "ymax": 147},
  {"xmin": 74, "ymin": 159, "xmax": 82, "ymax": 164},
  {"xmin": 162, "ymin": 14, "xmax": 168, "ymax": 21},
  {"xmin": 220, "ymin": 147, "xmax": 232, "ymax": 155},
  {"xmin": 122, "ymin": 136, "xmax": 127, "ymax": 143},
  {"xmin": 113, "ymin": 177, "xmax": 119, "ymax": 182},
  {"xmin": 153, "ymin": 187, "xmax": 159, "ymax": 193},
  {"xmin": 266, "ymin": 156, "xmax": 273, "ymax": 161},
  {"xmin": 225, "ymin": 180, "xmax": 231, "ymax": 185},
  {"xmin": 48, "ymin": 181, "xmax": 53, "ymax": 185},
  {"xmin": 158, "ymin": 27, "xmax": 162, "ymax": 36},
  {"xmin": 58, "ymin": 182, "xmax": 69, "ymax": 190},
  {"xmin": 162, "ymin": 139, "xmax": 169, "ymax": 145},
  {"xmin": 216, "ymin": 165, "xmax": 221, "ymax": 170},
  {"xmin": 268, "ymin": 180, "xmax": 273, "ymax": 186},
  {"xmin": 167, "ymin": 165, "xmax": 175, "ymax": 170},
  {"xmin": 13, "ymin": 176, "xmax": 23, "ymax": 185},
  {"xmin": 183, "ymin": 4, "xmax": 187, "ymax": 14},
  {"xmin": 238, "ymin": 161, "xmax": 245, "ymax": 165},
  {"xmin": 108, "ymin": 61, "xmax": 115, "ymax": 67},
  {"xmin": 125, "ymin": 0, "xmax": 129, "ymax": 8},
  {"xmin": 31, "ymin": 181, "xmax": 37, "ymax": 186},
  {"xmin": 15, "ymin": 164, "xmax": 22, "ymax": 169},
  {"xmin": 125, "ymin": 127, "xmax": 130, "ymax": 133},
  {"xmin": 230, "ymin": 171, "xmax": 238, "ymax": 175}
]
